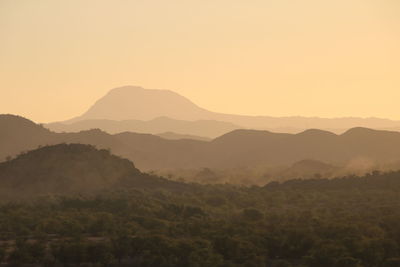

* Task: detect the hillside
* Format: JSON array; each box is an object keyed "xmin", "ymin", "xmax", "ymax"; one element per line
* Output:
[{"xmin": 0, "ymin": 143, "xmax": 181, "ymax": 198}]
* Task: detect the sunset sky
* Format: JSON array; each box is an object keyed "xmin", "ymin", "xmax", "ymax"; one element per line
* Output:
[{"xmin": 1, "ymin": 0, "xmax": 399, "ymax": 122}]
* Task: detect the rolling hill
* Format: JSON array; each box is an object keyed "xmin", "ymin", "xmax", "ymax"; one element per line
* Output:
[
  {"xmin": 47, "ymin": 116, "xmax": 238, "ymax": 139},
  {"xmin": 4, "ymin": 114, "xmax": 400, "ymax": 173}
]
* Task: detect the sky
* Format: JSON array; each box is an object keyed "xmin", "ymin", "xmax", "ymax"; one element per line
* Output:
[{"xmin": 0, "ymin": 0, "xmax": 399, "ymax": 123}]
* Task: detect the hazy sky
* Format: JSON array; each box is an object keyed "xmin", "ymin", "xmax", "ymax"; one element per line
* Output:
[{"xmin": 1, "ymin": 0, "xmax": 399, "ymax": 122}]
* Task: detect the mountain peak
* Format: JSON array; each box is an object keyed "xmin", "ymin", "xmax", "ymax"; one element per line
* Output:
[{"xmin": 75, "ymin": 86, "xmax": 212, "ymax": 122}]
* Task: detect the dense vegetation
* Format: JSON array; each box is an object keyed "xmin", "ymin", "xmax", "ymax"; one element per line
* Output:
[{"xmin": 1, "ymin": 170, "xmax": 400, "ymax": 266}]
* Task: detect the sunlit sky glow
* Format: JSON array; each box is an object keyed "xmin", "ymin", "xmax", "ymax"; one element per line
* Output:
[{"xmin": 0, "ymin": 0, "xmax": 399, "ymax": 122}]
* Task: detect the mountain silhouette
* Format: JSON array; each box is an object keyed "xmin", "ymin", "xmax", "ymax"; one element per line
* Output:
[
  {"xmin": 4, "ymin": 114, "xmax": 400, "ymax": 172},
  {"xmin": 69, "ymin": 86, "xmax": 213, "ymax": 121},
  {"xmin": 56, "ymin": 86, "xmax": 400, "ymax": 134}
]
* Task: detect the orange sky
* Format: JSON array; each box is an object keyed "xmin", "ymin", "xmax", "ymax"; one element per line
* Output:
[{"xmin": 0, "ymin": 0, "xmax": 399, "ymax": 123}]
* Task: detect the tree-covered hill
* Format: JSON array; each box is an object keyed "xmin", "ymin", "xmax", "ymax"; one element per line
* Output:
[{"xmin": 0, "ymin": 144, "xmax": 185, "ymax": 198}]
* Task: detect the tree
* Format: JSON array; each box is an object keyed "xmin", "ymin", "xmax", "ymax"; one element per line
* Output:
[{"xmin": 242, "ymin": 208, "xmax": 264, "ymax": 221}]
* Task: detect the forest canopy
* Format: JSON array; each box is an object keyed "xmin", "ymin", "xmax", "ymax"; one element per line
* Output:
[{"xmin": 1, "ymin": 167, "xmax": 400, "ymax": 266}]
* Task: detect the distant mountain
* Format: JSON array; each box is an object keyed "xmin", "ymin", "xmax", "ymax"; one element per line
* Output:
[
  {"xmin": 0, "ymin": 143, "xmax": 183, "ymax": 198},
  {"xmin": 4, "ymin": 114, "xmax": 400, "ymax": 172},
  {"xmin": 46, "ymin": 116, "xmax": 238, "ymax": 138},
  {"xmin": 59, "ymin": 86, "xmax": 400, "ymax": 133},
  {"xmin": 69, "ymin": 86, "xmax": 213, "ymax": 122}
]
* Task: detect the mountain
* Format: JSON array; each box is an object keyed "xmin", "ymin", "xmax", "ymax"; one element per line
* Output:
[
  {"xmin": 69, "ymin": 86, "xmax": 213, "ymax": 122},
  {"xmin": 5, "ymin": 114, "xmax": 400, "ymax": 173},
  {"xmin": 0, "ymin": 143, "xmax": 183, "ymax": 198},
  {"xmin": 57, "ymin": 86, "xmax": 400, "ymax": 133},
  {"xmin": 46, "ymin": 116, "xmax": 239, "ymax": 138}
]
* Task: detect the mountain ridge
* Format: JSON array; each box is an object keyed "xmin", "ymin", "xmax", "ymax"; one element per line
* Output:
[
  {"xmin": 4, "ymin": 114, "xmax": 400, "ymax": 173},
  {"xmin": 54, "ymin": 86, "xmax": 400, "ymax": 135},
  {"xmin": 47, "ymin": 116, "xmax": 240, "ymax": 138}
]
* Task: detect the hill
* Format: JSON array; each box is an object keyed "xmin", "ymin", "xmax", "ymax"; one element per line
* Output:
[
  {"xmin": 0, "ymin": 114, "xmax": 56, "ymax": 160},
  {"xmin": 0, "ymin": 143, "xmax": 182, "ymax": 198},
  {"xmin": 56, "ymin": 86, "xmax": 400, "ymax": 134},
  {"xmin": 4, "ymin": 115, "xmax": 400, "ymax": 175},
  {"xmin": 0, "ymin": 114, "xmax": 132, "ymax": 162}
]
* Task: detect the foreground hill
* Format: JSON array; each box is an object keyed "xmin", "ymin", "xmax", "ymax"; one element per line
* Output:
[
  {"xmin": 0, "ymin": 143, "xmax": 184, "ymax": 198},
  {"xmin": 56, "ymin": 86, "xmax": 400, "ymax": 133},
  {"xmin": 4, "ymin": 114, "xmax": 400, "ymax": 174}
]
